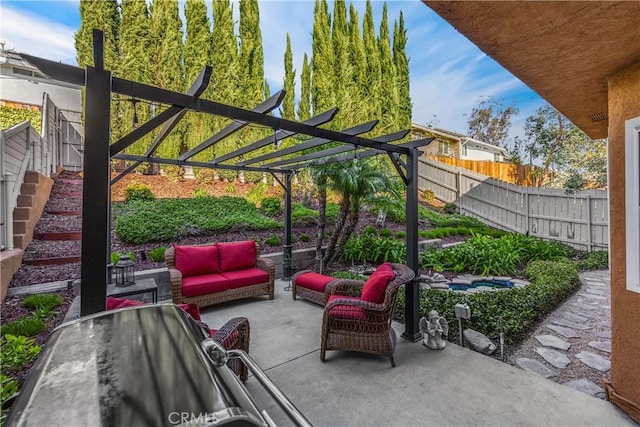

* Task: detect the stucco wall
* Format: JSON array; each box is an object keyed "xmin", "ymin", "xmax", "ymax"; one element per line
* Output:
[{"xmin": 607, "ymin": 60, "xmax": 640, "ymax": 422}]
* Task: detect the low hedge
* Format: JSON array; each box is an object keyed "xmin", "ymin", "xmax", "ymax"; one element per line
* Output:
[{"xmin": 396, "ymin": 259, "xmax": 580, "ymax": 345}]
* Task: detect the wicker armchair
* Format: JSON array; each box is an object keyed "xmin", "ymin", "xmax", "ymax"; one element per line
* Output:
[
  {"xmin": 320, "ymin": 263, "xmax": 415, "ymax": 367},
  {"xmin": 210, "ymin": 317, "xmax": 251, "ymax": 383}
]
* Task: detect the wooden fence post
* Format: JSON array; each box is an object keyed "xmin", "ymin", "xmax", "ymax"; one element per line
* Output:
[{"xmin": 524, "ymin": 189, "xmax": 530, "ymax": 235}]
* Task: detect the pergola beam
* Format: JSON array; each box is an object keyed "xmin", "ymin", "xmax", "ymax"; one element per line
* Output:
[
  {"xmin": 237, "ymin": 120, "xmax": 378, "ymax": 166},
  {"xmin": 112, "ymin": 153, "xmax": 285, "ymax": 174},
  {"xmin": 210, "ymin": 108, "xmax": 338, "ymax": 165},
  {"xmin": 180, "ymin": 90, "xmax": 285, "ymax": 161}
]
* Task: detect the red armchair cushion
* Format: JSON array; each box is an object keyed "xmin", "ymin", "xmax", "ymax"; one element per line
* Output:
[
  {"xmin": 218, "ymin": 241, "xmax": 256, "ymax": 272},
  {"xmin": 106, "ymin": 296, "xmax": 144, "ymax": 310},
  {"xmin": 177, "ymin": 303, "xmax": 201, "ymax": 321},
  {"xmin": 182, "ymin": 273, "xmax": 229, "ymax": 297},
  {"xmin": 174, "ymin": 244, "xmax": 220, "ymax": 277},
  {"xmin": 222, "ymin": 268, "xmax": 269, "ymax": 289},
  {"xmin": 326, "ymin": 295, "xmax": 366, "ymax": 320},
  {"xmin": 360, "ymin": 263, "xmax": 396, "ymax": 304},
  {"xmin": 295, "ymin": 272, "xmax": 334, "ymax": 292}
]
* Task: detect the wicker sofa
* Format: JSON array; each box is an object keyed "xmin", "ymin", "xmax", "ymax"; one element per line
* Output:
[{"xmin": 165, "ymin": 241, "xmax": 275, "ymax": 308}]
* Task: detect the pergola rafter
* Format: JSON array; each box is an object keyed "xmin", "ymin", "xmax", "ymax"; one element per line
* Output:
[{"xmin": 22, "ymin": 30, "xmax": 433, "ymax": 342}]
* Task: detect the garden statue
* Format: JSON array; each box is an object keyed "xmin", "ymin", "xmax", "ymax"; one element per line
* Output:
[{"xmin": 419, "ymin": 310, "xmax": 449, "ymax": 350}]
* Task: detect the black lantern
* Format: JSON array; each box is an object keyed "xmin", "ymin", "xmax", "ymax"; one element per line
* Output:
[{"xmin": 115, "ymin": 255, "xmax": 135, "ymax": 287}]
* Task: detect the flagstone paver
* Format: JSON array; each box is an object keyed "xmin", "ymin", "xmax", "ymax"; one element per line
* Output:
[
  {"xmin": 545, "ymin": 324, "xmax": 581, "ymax": 338},
  {"xmin": 536, "ymin": 348, "xmax": 571, "ymax": 369},
  {"xmin": 534, "ymin": 335, "xmax": 571, "ymax": 350},
  {"xmin": 596, "ymin": 330, "xmax": 612, "ymax": 339},
  {"xmin": 516, "ymin": 358, "xmax": 557, "ymax": 379},
  {"xmin": 550, "ymin": 317, "xmax": 591, "ymax": 330},
  {"xmin": 558, "ymin": 312, "xmax": 590, "ymax": 323},
  {"xmin": 588, "ymin": 341, "xmax": 611, "ymax": 353},
  {"xmin": 563, "ymin": 379, "xmax": 605, "ymax": 398},
  {"xmin": 576, "ymin": 351, "xmax": 611, "ymax": 372}
]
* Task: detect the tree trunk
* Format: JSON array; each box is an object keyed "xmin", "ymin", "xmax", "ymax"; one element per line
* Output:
[
  {"xmin": 329, "ymin": 209, "xmax": 359, "ymax": 266},
  {"xmin": 314, "ymin": 183, "xmax": 327, "ymax": 271},
  {"xmin": 323, "ymin": 196, "xmax": 350, "ymax": 267}
]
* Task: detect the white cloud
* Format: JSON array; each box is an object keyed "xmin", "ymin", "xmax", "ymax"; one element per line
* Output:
[{"xmin": 0, "ymin": 4, "xmax": 77, "ymax": 64}]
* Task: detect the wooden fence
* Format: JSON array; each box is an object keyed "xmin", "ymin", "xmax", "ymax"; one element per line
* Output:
[
  {"xmin": 418, "ymin": 158, "xmax": 609, "ymax": 251},
  {"xmin": 428, "ymin": 155, "xmax": 547, "ymax": 187}
]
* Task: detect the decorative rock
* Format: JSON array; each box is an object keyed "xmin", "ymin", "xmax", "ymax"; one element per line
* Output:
[
  {"xmin": 550, "ymin": 317, "xmax": 591, "ymax": 330},
  {"xmin": 578, "ymin": 293, "xmax": 606, "ymax": 301},
  {"xmin": 588, "ymin": 341, "xmax": 611, "ymax": 353},
  {"xmin": 535, "ymin": 335, "xmax": 571, "ymax": 350},
  {"xmin": 493, "ymin": 276, "xmax": 512, "ymax": 281},
  {"xmin": 563, "ymin": 378, "xmax": 605, "ymax": 397},
  {"xmin": 596, "ymin": 330, "xmax": 612, "ymax": 339},
  {"xmin": 516, "ymin": 358, "xmax": 557, "ymax": 379},
  {"xmin": 584, "ymin": 288, "xmax": 606, "ymax": 296},
  {"xmin": 558, "ymin": 312, "xmax": 590, "ymax": 323},
  {"xmin": 429, "ymin": 281, "xmax": 450, "ymax": 290},
  {"xmin": 419, "ymin": 283, "xmax": 432, "ymax": 290},
  {"xmin": 451, "ymin": 279, "xmax": 473, "ymax": 285},
  {"xmin": 463, "ymin": 329, "xmax": 497, "ymax": 355},
  {"xmin": 578, "ymin": 298, "xmax": 602, "ymax": 306},
  {"xmin": 510, "ymin": 278, "xmax": 531, "ymax": 286},
  {"xmin": 570, "ymin": 302, "xmax": 599, "ymax": 311},
  {"xmin": 423, "ymin": 273, "xmax": 449, "ymax": 283},
  {"xmin": 535, "ymin": 347, "xmax": 571, "ymax": 369},
  {"xmin": 474, "ymin": 286, "xmax": 496, "ymax": 292},
  {"xmin": 576, "ymin": 351, "xmax": 611, "ymax": 372},
  {"xmin": 546, "ymin": 324, "xmax": 580, "ymax": 339}
]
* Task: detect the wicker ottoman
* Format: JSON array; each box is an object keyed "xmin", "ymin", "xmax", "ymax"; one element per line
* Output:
[{"xmin": 292, "ymin": 271, "xmax": 338, "ymax": 306}]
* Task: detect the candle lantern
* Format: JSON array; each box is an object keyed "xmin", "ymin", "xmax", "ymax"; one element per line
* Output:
[{"xmin": 115, "ymin": 255, "xmax": 135, "ymax": 287}]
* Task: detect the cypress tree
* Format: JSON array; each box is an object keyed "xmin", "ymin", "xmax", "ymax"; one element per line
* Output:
[
  {"xmin": 75, "ymin": 0, "xmax": 120, "ymax": 70},
  {"xmin": 394, "ymin": 12, "xmax": 411, "ymax": 132},
  {"xmin": 238, "ymin": 0, "xmax": 265, "ymax": 109},
  {"xmin": 348, "ymin": 4, "xmax": 368, "ymax": 126},
  {"xmin": 311, "ymin": 0, "xmax": 334, "ymax": 119},
  {"xmin": 184, "ymin": 0, "xmax": 212, "ymax": 154},
  {"xmin": 362, "ymin": 0, "xmax": 381, "ymax": 128},
  {"xmin": 118, "ymin": 0, "xmax": 151, "ymax": 154},
  {"xmin": 378, "ymin": 2, "xmax": 398, "ymax": 133},
  {"xmin": 149, "ymin": 0, "xmax": 185, "ymax": 158},
  {"xmin": 331, "ymin": 0, "xmax": 352, "ymax": 129},
  {"xmin": 210, "ymin": 0, "xmax": 239, "ymax": 161},
  {"xmin": 281, "ymin": 34, "xmax": 296, "ymax": 121},
  {"xmin": 298, "ymin": 53, "xmax": 312, "ymax": 122}
]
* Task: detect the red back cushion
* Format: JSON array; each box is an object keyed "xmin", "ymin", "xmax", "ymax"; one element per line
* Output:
[
  {"xmin": 106, "ymin": 296, "xmax": 144, "ymax": 310},
  {"xmin": 218, "ymin": 241, "xmax": 256, "ymax": 272},
  {"xmin": 174, "ymin": 244, "xmax": 220, "ymax": 277},
  {"xmin": 360, "ymin": 263, "xmax": 396, "ymax": 304}
]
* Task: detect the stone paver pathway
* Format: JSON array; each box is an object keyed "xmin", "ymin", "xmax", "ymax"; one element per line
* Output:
[{"xmin": 509, "ymin": 270, "xmax": 611, "ymax": 399}]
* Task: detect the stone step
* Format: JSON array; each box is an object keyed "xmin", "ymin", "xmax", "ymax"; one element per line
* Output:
[
  {"xmin": 12, "ymin": 220, "xmax": 27, "ymax": 234},
  {"xmin": 516, "ymin": 358, "xmax": 557, "ymax": 379},
  {"xmin": 33, "ymin": 231, "xmax": 82, "ymax": 241},
  {"xmin": 23, "ymin": 170, "xmax": 41, "ymax": 184},
  {"xmin": 13, "ymin": 206, "xmax": 31, "ymax": 220},
  {"xmin": 20, "ymin": 182, "xmax": 37, "ymax": 195},
  {"xmin": 576, "ymin": 351, "xmax": 611, "ymax": 372},
  {"xmin": 13, "ymin": 233, "xmax": 27, "ymax": 250},
  {"xmin": 534, "ymin": 335, "xmax": 571, "ymax": 350},
  {"xmin": 23, "ymin": 256, "xmax": 82, "ymax": 266},
  {"xmin": 562, "ymin": 379, "xmax": 605, "ymax": 398},
  {"xmin": 17, "ymin": 194, "xmax": 33, "ymax": 207},
  {"xmin": 45, "ymin": 210, "xmax": 83, "ymax": 216}
]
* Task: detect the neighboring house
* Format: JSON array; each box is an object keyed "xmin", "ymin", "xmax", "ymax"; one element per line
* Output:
[
  {"xmin": 411, "ymin": 123, "xmax": 507, "ymax": 162},
  {"xmin": 0, "ymin": 44, "xmax": 83, "ymax": 136},
  {"xmin": 424, "ymin": 1, "xmax": 639, "ymax": 422}
]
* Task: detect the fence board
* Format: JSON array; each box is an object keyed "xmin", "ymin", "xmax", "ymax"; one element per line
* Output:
[{"xmin": 419, "ymin": 157, "xmax": 609, "ymax": 251}]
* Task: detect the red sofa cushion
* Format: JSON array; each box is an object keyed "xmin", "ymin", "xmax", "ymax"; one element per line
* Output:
[
  {"xmin": 182, "ymin": 273, "xmax": 229, "ymax": 297},
  {"xmin": 326, "ymin": 295, "xmax": 365, "ymax": 320},
  {"xmin": 218, "ymin": 241, "xmax": 256, "ymax": 272},
  {"xmin": 360, "ymin": 263, "xmax": 395, "ymax": 304},
  {"xmin": 295, "ymin": 272, "xmax": 334, "ymax": 293},
  {"xmin": 106, "ymin": 297, "xmax": 201, "ymax": 321},
  {"xmin": 222, "ymin": 268, "xmax": 269, "ymax": 289},
  {"xmin": 174, "ymin": 244, "xmax": 220, "ymax": 277}
]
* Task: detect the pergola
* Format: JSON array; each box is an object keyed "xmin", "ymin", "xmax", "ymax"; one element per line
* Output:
[{"xmin": 23, "ymin": 31, "xmax": 433, "ymax": 341}]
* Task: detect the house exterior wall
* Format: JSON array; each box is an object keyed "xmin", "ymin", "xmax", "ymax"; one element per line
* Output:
[
  {"xmin": 461, "ymin": 148, "xmax": 499, "ymax": 162},
  {"xmin": 608, "ymin": 60, "xmax": 640, "ymax": 423}
]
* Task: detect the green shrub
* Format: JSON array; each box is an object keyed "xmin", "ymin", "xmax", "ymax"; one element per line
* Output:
[
  {"xmin": 195, "ymin": 168, "xmax": 216, "ymax": 185},
  {"xmin": 332, "ymin": 271, "xmax": 367, "ymax": 280},
  {"xmin": 343, "ymin": 234, "xmax": 406, "ymax": 264},
  {"xmin": 419, "ymin": 207, "xmax": 484, "ymax": 228},
  {"xmin": 0, "ymin": 106, "xmax": 42, "ymax": 132},
  {"xmin": 576, "ymin": 250, "xmax": 608, "ymax": 270},
  {"xmin": 379, "ymin": 228, "xmax": 392, "ymax": 238},
  {"xmin": 363, "ymin": 226, "xmax": 378, "ymax": 236},
  {"xmin": 418, "ymin": 226, "xmax": 507, "ymax": 240},
  {"xmin": 124, "ymin": 181, "xmax": 154, "ymax": 203},
  {"xmin": 423, "ymin": 189, "xmax": 435, "ymax": 203},
  {"xmin": 1, "ymin": 317, "xmax": 45, "ymax": 337},
  {"xmin": 110, "ymin": 251, "xmax": 135, "ymax": 265},
  {"xmin": 164, "ymin": 165, "xmax": 184, "ymax": 182},
  {"xmin": 246, "ymin": 183, "xmax": 270, "ymax": 206},
  {"xmin": 299, "ymin": 233, "xmax": 311, "ymax": 242},
  {"xmin": 1, "ymin": 374, "xmax": 19, "ymax": 419},
  {"xmin": 224, "ymin": 183, "xmax": 236, "ymax": 194},
  {"xmin": 22, "ymin": 293, "xmax": 63, "ymax": 310},
  {"xmin": 325, "ymin": 203, "xmax": 340, "ymax": 221},
  {"xmin": 444, "ymin": 203, "xmax": 458, "ymax": 214},
  {"xmin": 218, "ymin": 169, "xmax": 237, "ymax": 183},
  {"xmin": 265, "ymin": 236, "xmax": 281, "ymax": 246},
  {"xmin": 0, "ymin": 335, "xmax": 41, "ymax": 370},
  {"xmin": 419, "ymin": 233, "xmax": 572, "ymax": 276},
  {"xmin": 149, "ymin": 247, "xmax": 167, "ymax": 262},
  {"xmin": 395, "ymin": 231, "xmax": 406, "ymax": 239},
  {"xmin": 192, "ymin": 188, "xmax": 209, "ymax": 198},
  {"xmin": 292, "ymin": 203, "xmax": 318, "ymax": 225},
  {"xmin": 261, "ymin": 197, "xmax": 282, "ymax": 216},
  {"xmin": 243, "ymin": 171, "xmax": 264, "ymax": 184},
  {"xmin": 114, "ymin": 197, "xmax": 280, "ymax": 244},
  {"xmin": 396, "ymin": 259, "xmax": 579, "ymax": 345}
]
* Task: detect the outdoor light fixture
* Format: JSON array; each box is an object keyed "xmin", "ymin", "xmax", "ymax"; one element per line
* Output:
[
  {"xmin": 454, "ymin": 303, "xmax": 471, "ymax": 346},
  {"xmin": 114, "ymin": 255, "xmax": 135, "ymax": 287}
]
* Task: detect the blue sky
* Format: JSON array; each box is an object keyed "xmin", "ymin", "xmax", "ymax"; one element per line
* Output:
[{"xmin": 0, "ymin": 0, "xmax": 546, "ymax": 143}]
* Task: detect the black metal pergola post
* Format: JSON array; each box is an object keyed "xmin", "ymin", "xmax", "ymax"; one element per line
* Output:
[
  {"xmin": 402, "ymin": 148, "xmax": 421, "ymax": 341},
  {"xmin": 283, "ymin": 172, "xmax": 293, "ymax": 280},
  {"xmin": 80, "ymin": 31, "xmax": 111, "ymax": 316}
]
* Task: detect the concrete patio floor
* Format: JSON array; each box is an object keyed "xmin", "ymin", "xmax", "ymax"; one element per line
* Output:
[{"xmin": 200, "ymin": 280, "xmax": 634, "ymax": 427}]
